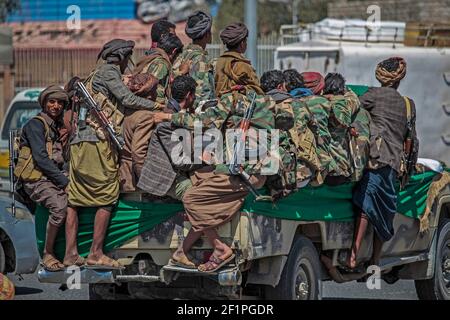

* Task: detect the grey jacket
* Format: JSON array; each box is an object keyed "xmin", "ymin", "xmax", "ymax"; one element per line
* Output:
[
  {"xmin": 359, "ymin": 87, "xmax": 419, "ymax": 173},
  {"xmin": 72, "ymin": 63, "xmax": 156, "ymax": 143}
]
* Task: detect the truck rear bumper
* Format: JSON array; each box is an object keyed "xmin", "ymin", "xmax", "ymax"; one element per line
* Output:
[{"xmin": 37, "ymin": 264, "xmax": 242, "ymax": 287}]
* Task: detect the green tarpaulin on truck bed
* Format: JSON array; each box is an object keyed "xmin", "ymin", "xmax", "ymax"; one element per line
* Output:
[{"xmin": 35, "ymin": 170, "xmax": 445, "ymax": 259}]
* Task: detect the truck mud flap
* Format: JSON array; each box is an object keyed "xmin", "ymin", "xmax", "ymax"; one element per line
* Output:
[{"xmin": 37, "ymin": 267, "xmax": 118, "ymax": 284}]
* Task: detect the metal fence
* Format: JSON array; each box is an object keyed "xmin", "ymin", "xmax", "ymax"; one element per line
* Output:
[{"xmin": 13, "ymin": 34, "xmax": 280, "ymax": 90}]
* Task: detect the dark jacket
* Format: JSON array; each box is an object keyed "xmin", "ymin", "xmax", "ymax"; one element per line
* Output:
[
  {"xmin": 359, "ymin": 87, "xmax": 419, "ymax": 173},
  {"xmin": 20, "ymin": 112, "xmax": 69, "ymax": 189}
]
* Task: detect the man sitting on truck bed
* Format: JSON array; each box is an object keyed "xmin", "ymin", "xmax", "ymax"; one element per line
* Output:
[
  {"xmin": 349, "ymin": 57, "xmax": 419, "ymax": 269},
  {"xmin": 322, "ymin": 73, "xmax": 361, "ymax": 185},
  {"xmin": 152, "ymin": 23, "xmax": 288, "ymax": 272},
  {"xmin": 119, "ymin": 73, "xmax": 159, "ymax": 192},
  {"xmin": 14, "ymin": 85, "xmax": 70, "ymax": 271},
  {"xmin": 138, "ymin": 75, "xmax": 201, "ymax": 201},
  {"xmin": 300, "ymin": 72, "xmax": 338, "ymax": 185},
  {"xmin": 260, "ymin": 69, "xmax": 318, "ymax": 191}
]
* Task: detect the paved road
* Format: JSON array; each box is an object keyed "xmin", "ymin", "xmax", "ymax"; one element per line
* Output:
[{"xmin": 11, "ymin": 270, "xmax": 418, "ymax": 300}]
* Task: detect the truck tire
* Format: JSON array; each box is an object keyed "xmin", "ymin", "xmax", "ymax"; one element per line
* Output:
[
  {"xmin": 88, "ymin": 284, "xmax": 104, "ymax": 300},
  {"xmin": 0, "ymin": 242, "xmax": 5, "ymax": 274},
  {"xmin": 265, "ymin": 235, "xmax": 321, "ymax": 300},
  {"xmin": 415, "ymin": 219, "xmax": 450, "ymax": 300}
]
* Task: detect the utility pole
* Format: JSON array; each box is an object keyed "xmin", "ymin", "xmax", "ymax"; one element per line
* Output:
[
  {"xmin": 244, "ymin": 0, "xmax": 257, "ymax": 66},
  {"xmin": 292, "ymin": 0, "xmax": 300, "ymax": 25}
]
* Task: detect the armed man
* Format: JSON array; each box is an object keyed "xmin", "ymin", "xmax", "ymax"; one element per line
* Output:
[
  {"xmin": 172, "ymin": 11, "xmax": 215, "ymax": 108},
  {"xmin": 149, "ymin": 19, "xmax": 176, "ymax": 50},
  {"xmin": 14, "ymin": 85, "xmax": 69, "ymax": 271},
  {"xmin": 214, "ymin": 22, "xmax": 262, "ymax": 96},
  {"xmin": 300, "ymin": 71, "xmax": 338, "ymax": 185},
  {"xmin": 350, "ymin": 57, "xmax": 419, "ymax": 269},
  {"xmin": 64, "ymin": 39, "xmax": 157, "ymax": 268},
  {"xmin": 260, "ymin": 69, "xmax": 318, "ymax": 191},
  {"xmin": 322, "ymin": 73, "xmax": 361, "ymax": 185},
  {"xmin": 134, "ymin": 33, "xmax": 184, "ymax": 108},
  {"xmin": 152, "ymin": 23, "xmax": 294, "ymax": 272}
]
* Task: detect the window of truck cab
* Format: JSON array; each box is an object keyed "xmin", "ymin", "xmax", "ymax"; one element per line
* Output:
[{"xmin": 1, "ymin": 101, "xmax": 41, "ymax": 140}]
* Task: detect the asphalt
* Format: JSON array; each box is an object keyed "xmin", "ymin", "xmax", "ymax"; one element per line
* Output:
[{"xmin": 10, "ymin": 270, "xmax": 418, "ymax": 300}]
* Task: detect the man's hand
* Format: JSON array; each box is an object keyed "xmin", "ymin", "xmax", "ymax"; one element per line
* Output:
[
  {"xmin": 153, "ymin": 112, "xmax": 172, "ymax": 124},
  {"xmin": 178, "ymin": 61, "xmax": 192, "ymax": 75},
  {"xmin": 122, "ymin": 74, "xmax": 132, "ymax": 85}
]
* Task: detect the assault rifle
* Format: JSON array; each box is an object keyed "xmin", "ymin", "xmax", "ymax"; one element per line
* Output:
[
  {"xmin": 75, "ymin": 82, "xmax": 124, "ymax": 151},
  {"xmin": 8, "ymin": 130, "xmax": 18, "ymax": 217},
  {"xmin": 228, "ymin": 92, "xmax": 266, "ymax": 200},
  {"xmin": 400, "ymin": 122, "xmax": 415, "ymax": 189}
]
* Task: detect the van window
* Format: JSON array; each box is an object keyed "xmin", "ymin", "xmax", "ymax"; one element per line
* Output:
[{"xmin": 1, "ymin": 102, "xmax": 41, "ymax": 140}]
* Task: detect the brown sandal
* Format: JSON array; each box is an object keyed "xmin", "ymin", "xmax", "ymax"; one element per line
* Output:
[
  {"xmin": 63, "ymin": 255, "xmax": 86, "ymax": 267},
  {"xmin": 42, "ymin": 254, "xmax": 65, "ymax": 272},
  {"xmin": 86, "ymin": 255, "xmax": 123, "ymax": 269},
  {"xmin": 169, "ymin": 253, "xmax": 196, "ymax": 269},
  {"xmin": 198, "ymin": 253, "xmax": 235, "ymax": 273}
]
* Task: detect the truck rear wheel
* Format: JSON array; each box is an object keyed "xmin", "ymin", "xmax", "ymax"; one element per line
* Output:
[
  {"xmin": 415, "ymin": 219, "xmax": 450, "ymax": 300},
  {"xmin": 265, "ymin": 235, "xmax": 321, "ymax": 300}
]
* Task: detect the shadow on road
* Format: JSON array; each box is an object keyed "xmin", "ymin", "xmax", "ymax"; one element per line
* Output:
[{"xmin": 14, "ymin": 286, "xmax": 44, "ymax": 295}]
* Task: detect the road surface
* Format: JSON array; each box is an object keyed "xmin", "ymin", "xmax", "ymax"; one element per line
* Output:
[{"xmin": 11, "ymin": 270, "xmax": 418, "ymax": 300}]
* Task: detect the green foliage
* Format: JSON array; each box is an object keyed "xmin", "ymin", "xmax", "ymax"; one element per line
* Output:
[{"xmin": 0, "ymin": 0, "xmax": 20, "ymax": 22}]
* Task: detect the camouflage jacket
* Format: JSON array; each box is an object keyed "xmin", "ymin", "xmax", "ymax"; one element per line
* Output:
[
  {"xmin": 171, "ymin": 90, "xmax": 284, "ymax": 175},
  {"xmin": 326, "ymin": 89, "xmax": 360, "ymax": 177},
  {"xmin": 301, "ymin": 95, "xmax": 337, "ymax": 178},
  {"xmin": 134, "ymin": 48, "xmax": 172, "ymax": 108},
  {"xmin": 172, "ymin": 44, "xmax": 215, "ymax": 108},
  {"xmin": 349, "ymin": 108, "xmax": 371, "ymax": 182}
]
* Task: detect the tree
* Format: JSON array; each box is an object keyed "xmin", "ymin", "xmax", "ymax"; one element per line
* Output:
[
  {"xmin": 0, "ymin": 0, "xmax": 20, "ymax": 22},
  {"xmin": 213, "ymin": 0, "xmax": 328, "ymax": 38}
]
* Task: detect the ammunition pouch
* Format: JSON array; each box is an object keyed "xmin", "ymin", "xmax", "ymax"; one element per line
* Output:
[
  {"xmin": 84, "ymin": 72, "xmax": 124, "ymax": 140},
  {"xmin": 14, "ymin": 116, "xmax": 52, "ymax": 182}
]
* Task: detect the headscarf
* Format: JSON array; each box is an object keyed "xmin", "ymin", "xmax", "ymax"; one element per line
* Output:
[
  {"xmin": 302, "ymin": 72, "xmax": 325, "ymax": 95},
  {"xmin": 0, "ymin": 273, "xmax": 15, "ymax": 300},
  {"xmin": 38, "ymin": 85, "xmax": 69, "ymax": 109},
  {"xmin": 185, "ymin": 10, "xmax": 212, "ymax": 40},
  {"xmin": 375, "ymin": 57, "xmax": 407, "ymax": 87},
  {"xmin": 290, "ymin": 87, "xmax": 313, "ymax": 98},
  {"xmin": 220, "ymin": 22, "xmax": 248, "ymax": 47},
  {"xmin": 126, "ymin": 73, "xmax": 159, "ymax": 100},
  {"xmin": 97, "ymin": 39, "xmax": 135, "ymax": 63}
]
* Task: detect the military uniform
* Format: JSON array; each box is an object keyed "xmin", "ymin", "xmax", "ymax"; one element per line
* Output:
[
  {"xmin": 134, "ymin": 48, "xmax": 173, "ymax": 108},
  {"xmin": 172, "ymin": 44, "xmax": 215, "ymax": 108},
  {"xmin": 327, "ymin": 89, "xmax": 360, "ymax": 179},
  {"xmin": 171, "ymin": 89, "xmax": 277, "ymax": 230},
  {"xmin": 301, "ymin": 95, "xmax": 337, "ymax": 183}
]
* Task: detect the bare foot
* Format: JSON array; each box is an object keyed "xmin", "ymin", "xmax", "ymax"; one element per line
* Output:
[
  {"xmin": 213, "ymin": 239, "xmax": 233, "ymax": 261},
  {"xmin": 348, "ymin": 249, "xmax": 357, "ymax": 269}
]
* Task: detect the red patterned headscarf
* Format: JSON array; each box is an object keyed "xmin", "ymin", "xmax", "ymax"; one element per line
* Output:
[{"xmin": 301, "ymin": 72, "xmax": 325, "ymax": 95}]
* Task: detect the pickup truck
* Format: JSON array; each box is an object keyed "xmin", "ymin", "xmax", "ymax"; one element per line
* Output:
[{"xmin": 35, "ymin": 167, "xmax": 450, "ymax": 300}]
